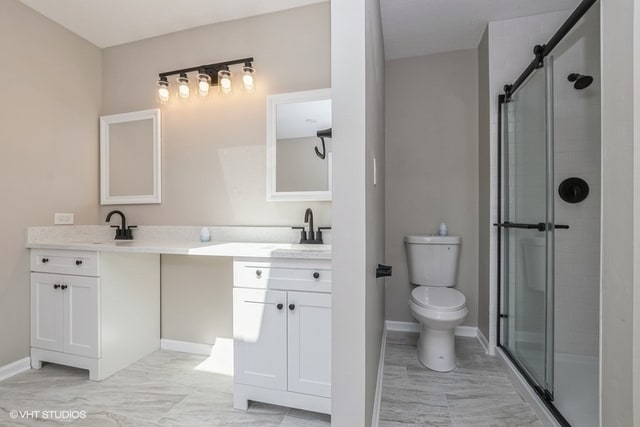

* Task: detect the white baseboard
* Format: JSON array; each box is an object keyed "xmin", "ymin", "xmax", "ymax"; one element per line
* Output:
[
  {"xmin": 477, "ymin": 328, "xmax": 489, "ymax": 354},
  {"xmin": 160, "ymin": 339, "xmax": 213, "ymax": 356},
  {"xmin": 385, "ymin": 320, "xmax": 419, "ymax": 333},
  {"xmin": 385, "ymin": 321, "xmax": 478, "ymax": 338},
  {"xmin": 455, "ymin": 326, "xmax": 478, "ymax": 337},
  {"xmin": 0, "ymin": 357, "xmax": 31, "ymax": 382},
  {"xmin": 371, "ymin": 326, "xmax": 387, "ymax": 427}
]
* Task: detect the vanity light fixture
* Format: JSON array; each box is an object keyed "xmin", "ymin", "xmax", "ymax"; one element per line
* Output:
[
  {"xmin": 197, "ymin": 71, "xmax": 211, "ymax": 97},
  {"xmin": 241, "ymin": 61, "xmax": 255, "ymax": 93},
  {"xmin": 176, "ymin": 73, "xmax": 190, "ymax": 100},
  {"xmin": 157, "ymin": 57, "xmax": 254, "ymax": 103},
  {"xmin": 157, "ymin": 77, "xmax": 170, "ymax": 104},
  {"xmin": 218, "ymin": 66, "xmax": 232, "ymax": 95}
]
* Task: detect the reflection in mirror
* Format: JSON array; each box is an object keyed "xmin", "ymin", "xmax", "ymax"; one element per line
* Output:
[
  {"xmin": 267, "ymin": 89, "xmax": 332, "ymax": 201},
  {"xmin": 100, "ymin": 109, "xmax": 161, "ymax": 205},
  {"xmin": 276, "ymin": 99, "xmax": 331, "ymax": 192}
]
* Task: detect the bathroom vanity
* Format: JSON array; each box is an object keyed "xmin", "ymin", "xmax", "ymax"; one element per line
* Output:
[
  {"xmin": 233, "ymin": 257, "xmax": 332, "ymax": 414},
  {"xmin": 26, "ymin": 227, "xmax": 332, "ymax": 414},
  {"xmin": 29, "ymin": 249, "xmax": 159, "ymax": 381}
]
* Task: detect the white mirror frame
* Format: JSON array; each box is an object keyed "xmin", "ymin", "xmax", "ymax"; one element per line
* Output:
[
  {"xmin": 100, "ymin": 109, "xmax": 162, "ymax": 205},
  {"xmin": 266, "ymin": 88, "xmax": 332, "ymax": 202}
]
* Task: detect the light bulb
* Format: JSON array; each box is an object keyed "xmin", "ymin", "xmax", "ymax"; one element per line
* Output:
[
  {"xmin": 197, "ymin": 73, "xmax": 211, "ymax": 97},
  {"xmin": 218, "ymin": 69, "xmax": 232, "ymax": 95},
  {"xmin": 241, "ymin": 64, "xmax": 255, "ymax": 93},
  {"xmin": 177, "ymin": 73, "xmax": 190, "ymax": 100},
  {"xmin": 157, "ymin": 78, "xmax": 170, "ymax": 104}
]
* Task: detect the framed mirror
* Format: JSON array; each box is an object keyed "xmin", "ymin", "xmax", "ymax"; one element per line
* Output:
[
  {"xmin": 100, "ymin": 109, "xmax": 161, "ymax": 205},
  {"xmin": 266, "ymin": 88, "xmax": 332, "ymax": 202}
]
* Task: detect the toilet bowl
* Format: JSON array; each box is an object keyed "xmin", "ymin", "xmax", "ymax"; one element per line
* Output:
[
  {"xmin": 409, "ymin": 287, "xmax": 467, "ymax": 372},
  {"xmin": 405, "ymin": 235, "xmax": 467, "ymax": 372}
]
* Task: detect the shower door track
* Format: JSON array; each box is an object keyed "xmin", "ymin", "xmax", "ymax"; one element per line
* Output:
[
  {"xmin": 501, "ymin": 0, "xmax": 597, "ymax": 100},
  {"xmin": 499, "ymin": 346, "xmax": 571, "ymax": 426}
]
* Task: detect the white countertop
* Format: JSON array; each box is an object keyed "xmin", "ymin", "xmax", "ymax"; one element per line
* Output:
[{"xmin": 27, "ymin": 240, "xmax": 332, "ymax": 260}]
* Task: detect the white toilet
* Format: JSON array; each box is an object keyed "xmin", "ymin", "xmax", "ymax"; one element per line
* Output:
[{"xmin": 405, "ymin": 235, "xmax": 467, "ymax": 372}]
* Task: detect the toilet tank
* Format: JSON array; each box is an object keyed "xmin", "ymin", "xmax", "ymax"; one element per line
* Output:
[{"xmin": 404, "ymin": 235, "xmax": 461, "ymax": 287}]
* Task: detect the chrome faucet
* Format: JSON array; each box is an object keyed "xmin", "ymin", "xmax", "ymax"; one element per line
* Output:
[{"xmin": 106, "ymin": 210, "xmax": 136, "ymax": 240}]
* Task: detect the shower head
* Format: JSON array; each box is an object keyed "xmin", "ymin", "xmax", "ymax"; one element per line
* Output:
[{"xmin": 567, "ymin": 73, "xmax": 593, "ymax": 90}]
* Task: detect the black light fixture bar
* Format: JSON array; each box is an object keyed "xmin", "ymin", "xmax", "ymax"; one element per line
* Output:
[{"xmin": 159, "ymin": 57, "xmax": 254, "ymax": 84}]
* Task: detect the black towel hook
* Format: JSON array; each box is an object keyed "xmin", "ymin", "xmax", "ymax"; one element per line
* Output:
[{"xmin": 315, "ymin": 128, "xmax": 332, "ymax": 160}]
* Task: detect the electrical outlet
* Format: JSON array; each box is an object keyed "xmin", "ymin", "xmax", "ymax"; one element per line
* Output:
[{"xmin": 54, "ymin": 213, "xmax": 74, "ymax": 225}]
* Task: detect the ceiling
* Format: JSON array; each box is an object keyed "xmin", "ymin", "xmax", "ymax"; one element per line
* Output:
[
  {"xmin": 20, "ymin": 0, "xmax": 582, "ymax": 59},
  {"xmin": 18, "ymin": 0, "xmax": 327, "ymax": 48},
  {"xmin": 380, "ymin": 0, "xmax": 581, "ymax": 60}
]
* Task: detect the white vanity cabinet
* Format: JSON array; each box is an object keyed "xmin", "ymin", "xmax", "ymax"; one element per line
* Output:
[
  {"xmin": 30, "ymin": 249, "xmax": 160, "ymax": 381},
  {"xmin": 31, "ymin": 272, "xmax": 99, "ymax": 358},
  {"xmin": 232, "ymin": 257, "xmax": 332, "ymax": 415}
]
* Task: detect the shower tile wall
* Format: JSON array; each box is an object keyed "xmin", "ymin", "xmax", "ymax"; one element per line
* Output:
[{"xmin": 552, "ymin": 7, "xmax": 600, "ymax": 358}]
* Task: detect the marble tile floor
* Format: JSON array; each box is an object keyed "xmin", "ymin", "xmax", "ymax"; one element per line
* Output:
[
  {"xmin": 379, "ymin": 331, "xmax": 542, "ymax": 427},
  {"xmin": 0, "ymin": 350, "xmax": 330, "ymax": 426}
]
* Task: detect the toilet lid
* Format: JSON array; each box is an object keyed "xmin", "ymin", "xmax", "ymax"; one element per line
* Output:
[{"xmin": 411, "ymin": 287, "xmax": 466, "ymax": 311}]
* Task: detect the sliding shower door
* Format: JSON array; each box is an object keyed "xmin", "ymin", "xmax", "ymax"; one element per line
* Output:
[{"xmin": 499, "ymin": 57, "xmax": 555, "ymax": 397}]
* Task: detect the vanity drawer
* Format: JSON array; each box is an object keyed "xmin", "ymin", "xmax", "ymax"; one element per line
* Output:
[
  {"xmin": 31, "ymin": 249, "xmax": 100, "ymax": 277},
  {"xmin": 233, "ymin": 258, "xmax": 331, "ymax": 293}
]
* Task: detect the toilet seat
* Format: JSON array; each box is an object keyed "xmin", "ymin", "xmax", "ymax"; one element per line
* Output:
[{"xmin": 411, "ymin": 287, "xmax": 466, "ymax": 312}]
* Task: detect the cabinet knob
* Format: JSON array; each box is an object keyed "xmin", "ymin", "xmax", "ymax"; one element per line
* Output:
[
  {"xmin": 61, "ymin": 285, "xmax": 68, "ymax": 290},
  {"xmin": 42, "ymin": 258, "xmax": 49, "ymax": 264},
  {"xmin": 75, "ymin": 260, "xmax": 83, "ymax": 266},
  {"xmin": 256, "ymin": 269, "xmax": 262, "ymax": 277},
  {"xmin": 313, "ymin": 272, "xmax": 320, "ymax": 279},
  {"xmin": 53, "ymin": 284, "xmax": 60, "ymax": 289},
  {"xmin": 277, "ymin": 303, "xmax": 284, "ymax": 310},
  {"xmin": 289, "ymin": 304, "xmax": 295, "ymax": 311}
]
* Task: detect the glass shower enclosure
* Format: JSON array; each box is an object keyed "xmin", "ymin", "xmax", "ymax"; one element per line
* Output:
[
  {"xmin": 499, "ymin": 57, "xmax": 557, "ymax": 399},
  {"xmin": 496, "ymin": 2, "xmax": 600, "ymax": 425}
]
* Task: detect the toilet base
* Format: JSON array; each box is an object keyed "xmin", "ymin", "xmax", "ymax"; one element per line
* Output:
[{"xmin": 417, "ymin": 326, "xmax": 456, "ymax": 372}]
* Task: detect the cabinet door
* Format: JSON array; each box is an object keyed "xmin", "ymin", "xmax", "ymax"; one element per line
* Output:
[
  {"xmin": 287, "ymin": 291, "xmax": 331, "ymax": 397},
  {"xmin": 233, "ymin": 288, "xmax": 287, "ymax": 390},
  {"xmin": 63, "ymin": 276, "xmax": 100, "ymax": 358},
  {"xmin": 31, "ymin": 273, "xmax": 64, "ymax": 352}
]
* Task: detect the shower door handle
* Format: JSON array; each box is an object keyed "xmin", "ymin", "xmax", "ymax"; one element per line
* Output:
[{"xmin": 493, "ymin": 222, "xmax": 569, "ymax": 231}]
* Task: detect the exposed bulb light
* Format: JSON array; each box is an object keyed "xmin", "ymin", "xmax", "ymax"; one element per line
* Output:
[
  {"xmin": 157, "ymin": 77, "xmax": 170, "ymax": 104},
  {"xmin": 177, "ymin": 73, "xmax": 190, "ymax": 100},
  {"xmin": 241, "ymin": 62, "xmax": 255, "ymax": 93},
  {"xmin": 157, "ymin": 57, "xmax": 255, "ymax": 103},
  {"xmin": 218, "ymin": 67, "xmax": 232, "ymax": 95},
  {"xmin": 197, "ymin": 72, "xmax": 211, "ymax": 97}
]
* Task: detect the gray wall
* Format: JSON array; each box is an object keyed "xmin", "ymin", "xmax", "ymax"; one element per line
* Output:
[
  {"xmin": 331, "ymin": 0, "xmax": 386, "ymax": 424},
  {"xmin": 477, "ymin": 29, "xmax": 491, "ymax": 339},
  {"xmin": 276, "ymin": 137, "xmax": 330, "ymax": 192},
  {"xmin": 384, "ymin": 49, "xmax": 479, "ymax": 327},
  {"xmin": 100, "ymin": 4, "xmax": 331, "ymax": 345},
  {"xmin": 0, "ymin": 0, "xmax": 102, "ymax": 367},
  {"xmin": 601, "ymin": 0, "xmax": 635, "ymax": 425}
]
